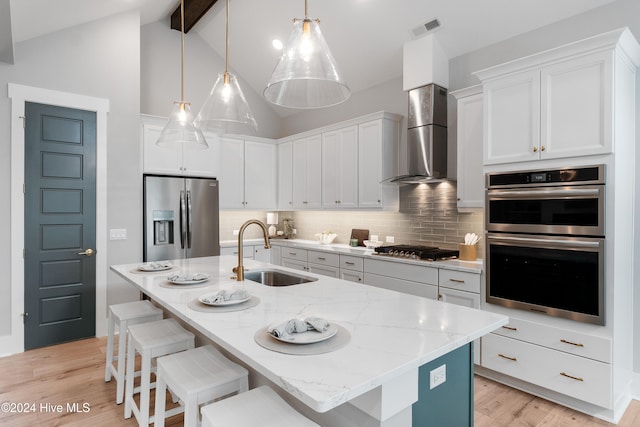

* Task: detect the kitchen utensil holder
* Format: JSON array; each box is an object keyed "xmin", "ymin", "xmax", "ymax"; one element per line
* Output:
[{"xmin": 459, "ymin": 244, "xmax": 477, "ymax": 261}]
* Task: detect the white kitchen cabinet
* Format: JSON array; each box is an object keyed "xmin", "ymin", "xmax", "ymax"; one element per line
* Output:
[
  {"xmin": 277, "ymin": 141, "xmax": 293, "ymax": 209},
  {"xmin": 142, "ymin": 114, "xmax": 220, "ymax": 177},
  {"xmin": 220, "ymin": 245, "xmax": 253, "ymax": 259},
  {"xmin": 292, "ymin": 135, "xmax": 322, "ymax": 209},
  {"xmin": 363, "ymin": 258, "xmax": 439, "ymax": 300},
  {"xmin": 450, "ymin": 86, "xmax": 484, "ymax": 211},
  {"xmin": 219, "ymin": 137, "xmax": 277, "ymax": 210},
  {"xmin": 478, "ymin": 48, "xmax": 614, "ymax": 165},
  {"xmin": 322, "ymin": 126, "xmax": 358, "ymax": 209},
  {"xmin": 253, "ymin": 246, "xmax": 271, "ymax": 263},
  {"xmin": 339, "ymin": 255, "xmax": 364, "ymax": 283},
  {"xmin": 358, "ymin": 118, "xmax": 400, "ymax": 209}
]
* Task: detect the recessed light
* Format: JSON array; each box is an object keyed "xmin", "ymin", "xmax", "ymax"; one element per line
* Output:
[{"xmin": 272, "ymin": 39, "xmax": 283, "ymax": 50}]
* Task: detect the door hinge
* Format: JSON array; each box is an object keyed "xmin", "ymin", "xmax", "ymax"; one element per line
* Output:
[
  {"xmin": 23, "ymin": 183, "xmax": 26, "ymax": 194},
  {"xmin": 19, "ymin": 115, "xmax": 25, "ymax": 129},
  {"xmin": 23, "ymin": 248, "xmax": 25, "ymax": 258}
]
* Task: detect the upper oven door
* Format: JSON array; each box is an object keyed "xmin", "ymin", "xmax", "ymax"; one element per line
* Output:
[{"xmin": 486, "ymin": 184, "xmax": 605, "ymax": 236}]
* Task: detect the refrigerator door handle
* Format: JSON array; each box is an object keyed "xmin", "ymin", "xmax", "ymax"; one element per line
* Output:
[
  {"xmin": 186, "ymin": 190, "xmax": 193, "ymax": 249},
  {"xmin": 179, "ymin": 190, "xmax": 186, "ymax": 249}
]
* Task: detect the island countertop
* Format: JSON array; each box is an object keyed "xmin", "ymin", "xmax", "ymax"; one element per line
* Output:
[{"xmin": 110, "ymin": 255, "xmax": 507, "ymax": 419}]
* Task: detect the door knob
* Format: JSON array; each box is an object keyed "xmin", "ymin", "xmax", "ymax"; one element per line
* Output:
[{"xmin": 78, "ymin": 248, "xmax": 95, "ymax": 256}]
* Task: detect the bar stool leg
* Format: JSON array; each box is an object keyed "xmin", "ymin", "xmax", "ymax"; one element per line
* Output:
[
  {"xmin": 139, "ymin": 348, "xmax": 153, "ymax": 426},
  {"xmin": 124, "ymin": 333, "xmax": 136, "ymax": 419},
  {"xmin": 104, "ymin": 312, "xmax": 115, "ymax": 382},
  {"xmin": 115, "ymin": 318, "xmax": 129, "ymax": 404},
  {"xmin": 184, "ymin": 394, "xmax": 199, "ymax": 427},
  {"xmin": 154, "ymin": 373, "xmax": 168, "ymax": 427}
]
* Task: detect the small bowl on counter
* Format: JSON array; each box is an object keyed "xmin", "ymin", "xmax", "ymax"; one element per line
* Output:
[
  {"xmin": 363, "ymin": 240, "xmax": 383, "ymax": 249},
  {"xmin": 315, "ymin": 232, "xmax": 337, "ymax": 245}
]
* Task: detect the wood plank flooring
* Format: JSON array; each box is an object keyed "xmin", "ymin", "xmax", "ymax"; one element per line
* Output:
[{"xmin": 0, "ymin": 336, "xmax": 638, "ymax": 426}]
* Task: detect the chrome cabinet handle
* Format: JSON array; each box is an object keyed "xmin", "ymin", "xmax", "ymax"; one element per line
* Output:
[
  {"xmin": 560, "ymin": 339, "xmax": 584, "ymax": 347},
  {"xmin": 498, "ymin": 353, "xmax": 517, "ymax": 361},
  {"xmin": 560, "ymin": 372, "xmax": 583, "ymax": 381},
  {"xmin": 78, "ymin": 248, "xmax": 94, "ymax": 256}
]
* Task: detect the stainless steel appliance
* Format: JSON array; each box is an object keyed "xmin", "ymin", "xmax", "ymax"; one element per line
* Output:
[
  {"xmin": 485, "ymin": 165, "xmax": 605, "ymax": 325},
  {"xmin": 143, "ymin": 174, "xmax": 220, "ymax": 262},
  {"xmin": 374, "ymin": 245, "xmax": 459, "ymax": 261},
  {"xmin": 389, "ymin": 83, "xmax": 448, "ymax": 183}
]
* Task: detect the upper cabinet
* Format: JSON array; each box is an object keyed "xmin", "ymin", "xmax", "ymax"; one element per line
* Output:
[
  {"xmin": 277, "ymin": 141, "xmax": 293, "ymax": 209},
  {"xmin": 358, "ymin": 118, "xmax": 399, "ymax": 209},
  {"xmin": 450, "ymin": 85, "xmax": 484, "ymax": 211},
  {"xmin": 322, "ymin": 126, "xmax": 358, "ymax": 209},
  {"xmin": 142, "ymin": 114, "xmax": 220, "ymax": 177},
  {"xmin": 292, "ymin": 135, "xmax": 323, "ymax": 209},
  {"xmin": 476, "ymin": 28, "xmax": 640, "ymax": 166}
]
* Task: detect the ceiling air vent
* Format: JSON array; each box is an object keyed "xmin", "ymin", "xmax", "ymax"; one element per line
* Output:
[{"xmin": 410, "ymin": 18, "xmax": 441, "ymax": 39}]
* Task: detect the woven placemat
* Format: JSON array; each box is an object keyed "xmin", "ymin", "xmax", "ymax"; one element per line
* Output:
[
  {"xmin": 254, "ymin": 324, "xmax": 350, "ymax": 355},
  {"xmin": 187, "ymin": 296, "xmax": 260, "ymax": 313}
]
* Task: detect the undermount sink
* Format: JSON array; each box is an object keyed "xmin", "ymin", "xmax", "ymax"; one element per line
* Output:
[{"xmin": 244, "ymin": 269, "xmax": 318, "ymax": 286}]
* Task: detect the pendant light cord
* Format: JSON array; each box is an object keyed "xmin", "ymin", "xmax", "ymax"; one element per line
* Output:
[{"xmin": 180, "ymin": 0, "xmax": 185, "ymax": 103}]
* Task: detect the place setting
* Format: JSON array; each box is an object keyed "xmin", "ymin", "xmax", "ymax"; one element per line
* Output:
[
  {"xmin": 130, "ymin": 261, "xmax": 175, "ymax": 274},
  {"xmin": 187, "ymin": 288, "xmax": 260, "ymax": 313},
  {"xmin": 159, "ymin": 271, "xmax": 211, "ymax": 289},
  {"xmin": 254, "ymin": 316, "xmax": 350, "ymax": 355}
]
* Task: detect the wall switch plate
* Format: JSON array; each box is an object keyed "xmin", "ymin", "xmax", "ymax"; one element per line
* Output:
[
  {"xmin": 386, "ymin": 236, "xmax": 395, "ymax": 243},
  {"xmin": 109, "ymin": 228, "xmax": 127, "ymax": 240},
  {"xmin": 430, "ymin": 364, "xmax": 446, "ymax": 389},
  {"xmin": 233, "ymin": 230, "xmax": 239, "ymax": 236}
]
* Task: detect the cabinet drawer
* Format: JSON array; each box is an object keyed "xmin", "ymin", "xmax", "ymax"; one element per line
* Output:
[
  {"xmin": 340, "ymin": 255, "xmax": 364, "ymax": 271},
  {"xmin": 364, "ymin": 259, "xmax": 438, "ymax": 285},
  {"xmin": 307, "ymin": 250, "xmax": 339, "ymax": 267},
  {"xmin": 438, "ymin": 269, "xmax": 480, "ymax": 294},
  {"xmin": 482, "ymin": 334, "xmax": 611, "ymax": 408},
  {"xmin": 220, "ymin": 246, "xmax": 253, "ymax": 258},
  {"xmin": 281, "ymin": 248, "xmax": 308, "ymax": 262},
  {"xmin": 281, "ymin": 258, "xmax": 307, "ymax": 272},
  {"xmin": 341, "ymin": 270, "xmax": 363, "ymax": 283},
  {"xmin": 308, "ymin": 263, "xmax": 339, "ymax": 278},
  {"xmin": 493, "ymin": 317, "xmax": 611, "ymax": 363},
  {"xmin": 363, "ymin": 273, "xmax": 438, "ymax": 300}
]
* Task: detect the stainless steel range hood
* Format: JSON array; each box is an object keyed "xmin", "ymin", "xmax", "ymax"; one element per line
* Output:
[{"xmin": 389, "ymin": 84, "xmax": 448, "ymax": 184}]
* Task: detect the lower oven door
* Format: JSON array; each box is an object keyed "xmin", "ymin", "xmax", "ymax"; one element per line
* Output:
[{"xmin": 486, "ymin": 233, "xmax": 604, "ymax": 325}]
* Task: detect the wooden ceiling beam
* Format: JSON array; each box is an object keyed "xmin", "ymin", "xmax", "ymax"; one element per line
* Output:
[{"xmin": 170, "ymin": 0, "xmax": 219, "ymax": 33}]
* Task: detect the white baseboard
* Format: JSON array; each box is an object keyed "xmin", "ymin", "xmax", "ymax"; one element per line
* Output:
[{"xmin": 631, "ymin": 371, "xmax": 640, "ymax": 400}]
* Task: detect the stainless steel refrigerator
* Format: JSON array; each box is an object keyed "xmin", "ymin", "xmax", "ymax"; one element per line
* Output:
[{"xmin": 143, "ymin": 174, "xmax": 220, "ymax": 262}]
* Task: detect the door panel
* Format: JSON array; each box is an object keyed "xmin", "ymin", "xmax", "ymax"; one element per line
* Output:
[{"xmin": 24, "ymin": 102, "xmax": 97, "ymax": 350}]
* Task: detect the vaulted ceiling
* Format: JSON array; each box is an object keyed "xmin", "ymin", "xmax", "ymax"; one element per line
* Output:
[{"xmin": 5, "ymin": 0, "xmax": 616, "ymax": 116}]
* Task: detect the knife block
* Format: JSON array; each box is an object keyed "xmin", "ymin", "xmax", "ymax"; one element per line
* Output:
[{"xmin": 459, "ymin": 244, "xmax": 477, "ymax": 261}]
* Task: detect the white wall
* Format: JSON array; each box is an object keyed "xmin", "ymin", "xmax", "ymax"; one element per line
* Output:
[{"xmin": 447, "ymin": 0, "xmax": 640, "ymax": 376}]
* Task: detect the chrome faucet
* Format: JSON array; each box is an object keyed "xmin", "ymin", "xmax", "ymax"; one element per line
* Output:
[{"xmin": 233, "ymin": 219, "xmax": 271, "ymax": 281}]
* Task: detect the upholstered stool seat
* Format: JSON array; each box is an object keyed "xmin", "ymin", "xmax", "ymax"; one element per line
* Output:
[
  {"xmin": 124, "ymin": 318, "xmax": 195, "ymax": 426},
  {"xmin": 200, "ymin": 385, "xmax": 319, "ymax": 427},
  {"xmin": 104, "ymin": 300, "xmax": 163, "ymax": 404},
  {"xmin": 154, "ymin": 345, "xmax": 249, "ymax": 427}
]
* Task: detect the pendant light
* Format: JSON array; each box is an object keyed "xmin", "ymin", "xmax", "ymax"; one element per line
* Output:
[
  {"xmin": 264, "ymin": 0, "xmax": 350, "ymax": 109},
  {"xmin": 157, "ymin": 0, "xmax": 208, "ymax": 149},
  {"xmin": 195, "ymin": 0, "xmax": 257, "ymax": 136}
]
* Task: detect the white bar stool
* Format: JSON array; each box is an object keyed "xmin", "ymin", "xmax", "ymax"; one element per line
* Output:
[
  {"xmin": 201, "ymin": 386, "xmax": 319, "ymax": 427},
  {"xmin": 154, "ymin": 345, "xmax": 249, "ymax": 427},
  {"xmin": 104, "ymin": 300, "xmax": 163, "ymax": 404},
  {"xmin": 124, "ymin": 318, "xmax": 195, "ymax": 426}
]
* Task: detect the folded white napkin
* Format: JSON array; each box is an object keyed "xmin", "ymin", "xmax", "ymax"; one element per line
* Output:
[
  {"xmin": 167, "ymin": 272, "xmax": 208, "ymax": 282},
  {"xmin": 140, "ymin": 261, "xmax": 171, "ymax": 269},
  {"xmin": 201, "ymin": 289, "xmax": 249, "ymax": 304},
  {"xmin": 268, "ymin": 317, "xmax": 330, "ymax": 338}
]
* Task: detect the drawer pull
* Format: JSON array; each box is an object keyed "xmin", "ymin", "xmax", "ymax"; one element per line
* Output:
[
  {"xmin": 289, "ymin": 252, "xmax": 297, "ymax": 256},
  {"xmin": 317, "ymin": 257, "xmax": 326, "ymax": 261},
  {"xmin": 498, "ymin": 353, "xmax": 517, "ymax": 362},
  {"xmin": 501, "ymin": 325, "xmax": 518, "ymax": 331},
  {"xmin": 345, "ymin": 261, "xmax": 355, "ymax": 265},
  {"xmin": 560, "ymin": 372, "xmax": 584, "ymax": 382},
  {"xmin": 449, "ymin": 278, "xmax": 465, "ymax": 283},
  {"xmin": 560, "ymin": 339, "xmax": 584, "ymax": 347}
]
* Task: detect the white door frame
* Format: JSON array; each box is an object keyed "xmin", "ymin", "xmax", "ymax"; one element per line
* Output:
[{"xmin": 5, "ymin": 83, "xmax": 109, "ymax": 356}]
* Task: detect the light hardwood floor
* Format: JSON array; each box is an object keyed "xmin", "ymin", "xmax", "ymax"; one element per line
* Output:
[{"xmin": 0, "ymin": 337, "xmax": 638, "ymax": 426}]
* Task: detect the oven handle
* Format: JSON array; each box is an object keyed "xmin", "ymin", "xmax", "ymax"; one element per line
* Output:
[
  {"xmin": 490, "ymin": 235, "xmax": 601, "ymax": 248},
  {"xmin": 489, "ymin": 188, "xmax": 601, "ymax": 198}
]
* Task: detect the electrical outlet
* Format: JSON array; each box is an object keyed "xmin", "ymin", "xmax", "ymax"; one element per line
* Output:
[
  {"xmin": 386, "ymin": 236, "xmax": 395, "ymax": 243},
  {"xmin": 371, "ymin": 234, "xmax": 379, "ymax": 242},
  {"xmin": 430, "ymin": 364, "xmax": 446, "ymax": 389},
  {"xmin": 109, "ymin": 228, "xmax": 127, "ymax": 240},
  {"xmin": 233, "ymin": 229, "xmax": 239, "ymax": 236}
]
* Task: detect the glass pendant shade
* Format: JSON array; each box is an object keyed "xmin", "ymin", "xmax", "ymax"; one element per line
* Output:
[
  {"xmin": 264, "ymin": 18, "xmax": 350, "ymax": 108},
  {"xmin": 195, "ymin": 72, "xmax": 258, "ymax": 135},
  {"xmin": 157, "ymin": 102, "xmax": 208, "ymax": 149}
]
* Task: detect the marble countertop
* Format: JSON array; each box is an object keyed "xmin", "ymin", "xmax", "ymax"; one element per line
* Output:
[{"xmin": 110, "ymin": 256, "xmax": 506, "ymax": 413}]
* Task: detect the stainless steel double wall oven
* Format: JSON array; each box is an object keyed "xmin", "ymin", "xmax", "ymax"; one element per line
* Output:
[{"xmin": 485, "ymin": 165, "xmax": 605, "ymax": 325}]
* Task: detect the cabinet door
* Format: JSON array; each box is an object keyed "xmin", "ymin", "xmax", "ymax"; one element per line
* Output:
[
  {"xmin": 455, "ymin": 91, "xmax": 484, "ymax": 210},
  {"xmin": 220, "ymin": 245, "xmax": 253, "ymax": 258},
  {"xmin": 322, "ymin": 126, "xmax": 358, "ymax": 209},
  {"xmin": 292, "ymin": 135, "xmax": 322, "ymax": 209},
  {"xmin": 541, "ymin": 51, "xmax": 612, "ymax": 159},
  {"xmin": 182, "ymin": 134, "xmax": 219, "ymax": 177},
  {"xmin": 281, "ymin": 258, "xmax": 307, "ymax": 272},
  {"xmin": 219, "ymin": 138, "xmax": 245, "ymax": 209},
  {"xmin": 358, "ymin": 120, "xmax": 383, "ymax": 208},
  {"xmin": 307, "ymin": 263, "xmax": 339, "ymax": 278},
  {"xmin": 142, "ymin": 121, "xmax": 183, "ymax": 175},
  {"xmin": 484, "ymin": 70, "xmax": 540, "ymax": 165},
  {"xmin": 253, "ymin": 246, "xmax": 271, "ymax": 263},
  {"xmin": 340, "ymin": 270, "xmax": 363, "ymax": 283},
  {"xmin": 244, "ymin": 140, "xmax": 276, "ymax": 209},
  {"xmin": 277, "ymin": 141, "xmax": 293, "ymax": 209}
]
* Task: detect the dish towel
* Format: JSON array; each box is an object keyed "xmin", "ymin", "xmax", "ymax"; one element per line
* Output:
[
  {"xmin": 201, "ymin": 289, "xmax": 250, "ymax": 304},
  {"xmin": 268, "ymin": 317, "xmax": 329, "ymax": 339}
]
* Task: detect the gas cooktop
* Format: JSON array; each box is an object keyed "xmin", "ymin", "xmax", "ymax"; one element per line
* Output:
[{"xmin": 374, "ymin": 245, "xmax": 459, "ymax": 261}]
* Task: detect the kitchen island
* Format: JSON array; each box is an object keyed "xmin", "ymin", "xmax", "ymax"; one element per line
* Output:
[{"xmin": 111, "ymin": 255, "xmax": 507, "ymax": 426}]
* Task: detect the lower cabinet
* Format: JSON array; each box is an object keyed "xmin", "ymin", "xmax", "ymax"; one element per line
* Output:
[
  {"xmin": 339, "ymin": 255, "xmax": 364, "ymax": 283},
  {"xmin": 221, "ymin": 245, "xmax": 270, "ymax": 261},
  {"xmin": 363, "ymin": 258, "xmax": 439, "ymax": 300}
]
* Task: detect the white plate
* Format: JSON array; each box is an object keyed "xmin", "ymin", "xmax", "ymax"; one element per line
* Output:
[
  {"xmin": 138, "ymin": 262, "xmax": 172, "ymax": 272},
  {"xmin": 269, "ymin": 323, "xmax": 338, "ymax": 344},
  {"xmin": 198, "ymin": 293, "xmax": 250, "ymax": 306},
  {"xmin": 168, "ymin": 273, "xmax": 209, "ymax": 285}
]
